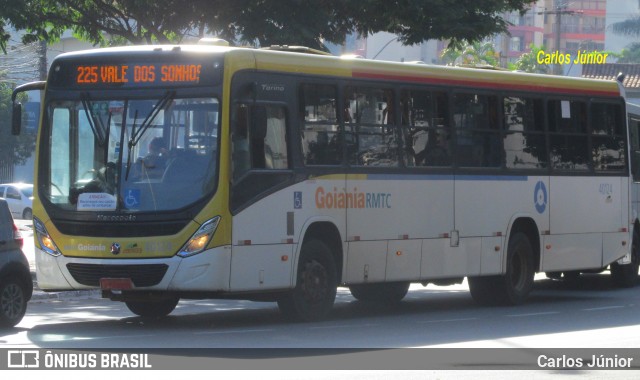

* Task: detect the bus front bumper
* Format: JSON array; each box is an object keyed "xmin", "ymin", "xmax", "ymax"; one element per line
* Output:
[{"xmin": 34, "ymin": 245, "xmax": 232, "ymax": 292}]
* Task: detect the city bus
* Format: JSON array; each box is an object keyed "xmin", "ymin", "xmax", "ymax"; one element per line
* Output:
[{"xmin": 11, "ymin": 41, "xmax": 639, "ymax": 321}]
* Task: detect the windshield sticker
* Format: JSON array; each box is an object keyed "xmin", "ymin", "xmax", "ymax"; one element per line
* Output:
[
  {"xmin": 77, "ymin": 193, "xmax": 117, "ymax": 211},
  {"xmin": 124, "ymin": 189, "xmax": 141, "ymax": 208}
]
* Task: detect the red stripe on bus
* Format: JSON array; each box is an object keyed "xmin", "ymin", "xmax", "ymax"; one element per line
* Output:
[{"xmin": 352, "ymin": 71, "xmax": 619, "ymax": 97}]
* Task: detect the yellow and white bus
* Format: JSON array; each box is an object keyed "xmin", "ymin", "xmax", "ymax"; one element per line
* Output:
[{"xmin": 12, "ymin": 42, "xmax": 638, "ymax": 321}]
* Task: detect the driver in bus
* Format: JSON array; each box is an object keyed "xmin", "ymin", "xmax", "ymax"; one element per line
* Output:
[{"xmin": 135, "ymin": 136, "xmax": 168, "ymax": 180}]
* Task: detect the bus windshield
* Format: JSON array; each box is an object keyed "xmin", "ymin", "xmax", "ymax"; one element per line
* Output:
[{"xmin": 44, "ymin": 95, "xmax": 219, "ymax": 213}]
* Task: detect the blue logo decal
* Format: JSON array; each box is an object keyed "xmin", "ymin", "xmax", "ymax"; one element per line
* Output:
[
  {"xmin": 294, "ymin": 191, "xmax": 302, "ymax": 209},
  {"xmin": 534, "ymin": 181, "xmax": 547, "ymax": 214},
  {"xmin": 124, "ymin": 189, "xmax": 141, "ymax": 208}
]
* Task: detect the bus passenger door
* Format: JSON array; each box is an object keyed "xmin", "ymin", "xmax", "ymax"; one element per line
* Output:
[
  {"xmin": 628, "ymin": 108, "xmax": 640, "ymax": 239},
  {"xmin": 230, "ymin": 103, "xmax": 296, "ymax": 291}
]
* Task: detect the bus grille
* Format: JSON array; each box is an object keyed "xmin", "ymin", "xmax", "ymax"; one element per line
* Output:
[{"xmin": 66, "ymin": 263, "xmax": 169, "ymax": 287}]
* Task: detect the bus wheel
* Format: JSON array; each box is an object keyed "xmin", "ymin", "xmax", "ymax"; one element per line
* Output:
[
  {"xmin": 611, "ymin": 229, "xmax": 639, "ymax": 288},
  {"xmin": 125, "ymin": 297, "xmax": 179, "ymax": 319},
  {"xmin": 469, "ymin": 232, "xmax": 534, "ymax": 306},
  {"xmin": 349, "ymin": 282, "xmax": 410, "ymax": 304},
  {"xmin": 277, "ymin": 240, "xmax": 337, "ymax": 322}
]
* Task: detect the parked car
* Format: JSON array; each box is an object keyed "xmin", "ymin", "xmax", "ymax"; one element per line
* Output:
[
  {"xmin": 0, "ymin": 198, "xmax": 32, "ymax": 328},
  {"xmin": 0, "ymin": 183, "xmax": 33, "ymax": 220}
]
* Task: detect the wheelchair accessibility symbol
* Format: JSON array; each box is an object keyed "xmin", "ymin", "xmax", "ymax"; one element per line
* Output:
[
  {"xmin": 534, "ymin": 181, "xmax": 547, "ymax": 214},
  {"xmin": 124, "ymin": 189, "xmax": 141, "ymax": 208},
  {"xmin": 294, "ymin": 191, "xmax": 302, "ymax": 209}
]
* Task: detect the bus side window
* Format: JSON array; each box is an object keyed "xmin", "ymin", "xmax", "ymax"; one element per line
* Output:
[
  {"xmin": 548, "ymin": 99, "xmax": 589, "ymax": 171},
  {"xmin": 261, "ymin": 106, "xmax": 288, "ymax": 169},
  {"xmin": 453, "ymin": 93, "xmax": 501, "ymax": 168},
  {"xmin": 591, "ymin": 102, "xmax": 626, "ymax": 172},
  {"xmin": 503, "ymin": 97, "xmax": 547, "ymax": 169},
  {"xmin": 401, "ymin": 90, "xmax": 452, "ymax": 167},
  {"xmin": 629, "ymin": 117, "xmax": 640, "ymax": 180},
  {"xmin": 250, "ymin": 106, "xmax": 268, "ymax": 169},
  {"xmin": 233, "ymin": 104, "xmax": 289, "ymax": 179},
  {"xmin": 232, "ymin": 105, "xmax": 251, "ymax": 179},
  {"xmin": 300, "ymin": 83, "xmax": 340, "ymax": 166}
]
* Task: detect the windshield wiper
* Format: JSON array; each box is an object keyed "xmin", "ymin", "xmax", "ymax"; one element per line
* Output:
[
  {"xmin": 124, "ymin": 91, "xmax": 175, "ymax": 180},
  {"xmin": 81, "ymin": 94, "xmax": 108, "ymax": 146}
]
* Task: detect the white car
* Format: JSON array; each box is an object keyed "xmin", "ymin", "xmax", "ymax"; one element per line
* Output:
[{"xmin": 0, "ymin": 183, "xmax": 33, "ymax": 220}]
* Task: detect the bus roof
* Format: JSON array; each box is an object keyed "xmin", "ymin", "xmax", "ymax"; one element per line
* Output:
[{"xmin": 52, "ymin": 44, "xmax": 622, "ymax": 98}]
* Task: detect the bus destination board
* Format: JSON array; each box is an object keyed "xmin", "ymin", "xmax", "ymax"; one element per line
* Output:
[{"xmin": 75, "ymin": 64, "xmax": 203, "ymax": 85}]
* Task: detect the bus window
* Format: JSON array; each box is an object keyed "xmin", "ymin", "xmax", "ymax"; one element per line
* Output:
[
  {"xmin": 630, "ymin": 114, "xmax": 640, "ymax": 180},
  {"xmin": 300, "ymin": 84, "xmax": 340, "ymax": 165},
  {"xmin": 548, "ymin": 100, "xmax": 589, "ymax": 171},
  {"xmin": 503, "ymin": 97, "xmax": 547, "ymax": 169},
  {"xmin": 233, "ymin": 105, "xmax": 251, "ymax": 178},
  {"xmin": 233, "ymin": 104, "xmax": 289, "ymax": 176},
  {"xmin": 453, "ymin": 93, "xmax": 501, "ymax": 168},
  {"xmin": 50, "ymin": 108, "xmax": 71, "ymax": 203},
  {"xmin": 590, "ymin": 102, "xmax": 625, "ymax": 172},
  {"xmin": 263, "ymin": 106, "xmax": 288, "ymax": 169},
  {"xmin": 345, "ymin": 86, "xmax": 399, "ymax": 167},
  {"xmin": 401, "ymin": 90, "xmax": 451, "ymax": 167}
]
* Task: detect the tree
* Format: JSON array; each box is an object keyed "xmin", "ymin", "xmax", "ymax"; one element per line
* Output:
[
  {"xmin": 611, "ymin": 15, "xmax": 640, "ymax": 37},
  {"xmin": 0, "ymin": 78, "xmax": 34, "ymax": 181},
  {"xmin": 510, "ymin": 44, "xmax": 550, "ymax": 74},
  {"xmin": 440, "ymin": 41, "xmax": 499, "ymax": 66},
  {"xmin": 0, "ymin": 0, "xmax": 533, "ymax": 51},
  {"xmin": 616, "ymin": 43, "xmax": 640, "ymax": 64},
  {"xmin": 610, "ymin": 14, "xmax": 640, "ymax": 63}
]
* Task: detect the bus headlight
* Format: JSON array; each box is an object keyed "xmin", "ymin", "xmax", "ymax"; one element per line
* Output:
[
  {"xmin": 178, "ymin": 216, "xmax": 220, "ymax": 258},
  {"xmin": 33, "ymin": 216, "xmax": 62, "ymax": 257}
]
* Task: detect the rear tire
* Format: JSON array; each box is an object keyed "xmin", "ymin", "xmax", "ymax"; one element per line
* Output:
[
  {"xmin": 611, "ymin": 229, "xmax": 639, "ymax": 288},
  {"xmin": 22, "ymin": 208, "xmax": 32, "ymax": 220},
  {"xmin": 469, "ymin": 232, "xmax": 535, "ymax": 306},
  {"xmin": 349, "ymin": 282, "xmax": 410, "ymax": 304},
  {"xmin": 277, "ymin": 240, "xmax": 337, "ymax": 322},
  {"xmin": 125, "ymin": 297, "xmax": 179, "ymax": 318},
  {"xmin": 0, "ymin": 276, "xmax": 28, "ymax": 328}
]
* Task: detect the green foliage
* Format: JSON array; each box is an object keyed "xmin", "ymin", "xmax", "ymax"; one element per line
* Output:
[
  {"xmin": 616, "ymin": 43, "xmax": 640, "ymax": 64},
  {"xmin": 346, "ymin": 0, "xmax": 530, "ymax": 47},
  {"xmin": 511, "ymin": 44, "xmax": 549, "ymax": 74},
  {"xmin": 0, "ymin": 0, "xmax": 533, "ymax": 51},
  {"xmin": 611, "ymin": 15, "xmax": 640, "ymax": 37},
  {"xmin": 0, "ymin": 79, "xmax": 35, "ymax": 169},
  {"xmin": 440, "ymin": 41, "xmax": 499, "ymax": 66},
  {"xmin": 610, "ymin": 15, "xmax": 640, "ymax": 63}
]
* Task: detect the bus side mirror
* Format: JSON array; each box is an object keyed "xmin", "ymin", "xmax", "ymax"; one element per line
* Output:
[
  {"xmin": 11, "ymin": 102, "xmax": 22, "ymax": 136},
  {"xmin": 10, "ymin": 80, "xmax": 47, "ymax": 136}
]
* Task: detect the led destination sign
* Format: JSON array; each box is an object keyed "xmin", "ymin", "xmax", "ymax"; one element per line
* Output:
[
  {"xmin": 49, "ymin": 56, "xmax": 222, "ymax": 89},
  {"xmin": 75, "ymin": 64, "xmax": 203, "ymax": 85}
]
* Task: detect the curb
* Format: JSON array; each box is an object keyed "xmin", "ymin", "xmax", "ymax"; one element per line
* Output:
[
  {"xmin": 30, "ymin": 270, "xmax": 101, "ymax": 301},
  {"xmin": 31, "ymin": 289, "xmax": 102, "ymax": 301}
]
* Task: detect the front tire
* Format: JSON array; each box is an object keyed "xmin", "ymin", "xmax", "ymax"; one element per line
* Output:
[
  {"xmin": 277, "ymin": 240, "xmax": 337, "ymax": 322},
  {"xmin": 469, "ymin": 232, "xmax": 535, "ymax": 306},
  {"xmin": 0, "ymin": 276, "xmax": 28, "ymax": 328},
  {"xmin": 125, "ymin": 297, "xmax": 179, "ymax": 319},
  {"xmin": 22, "ymin": 208, "xmax": 32, "ymax": 220}
]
